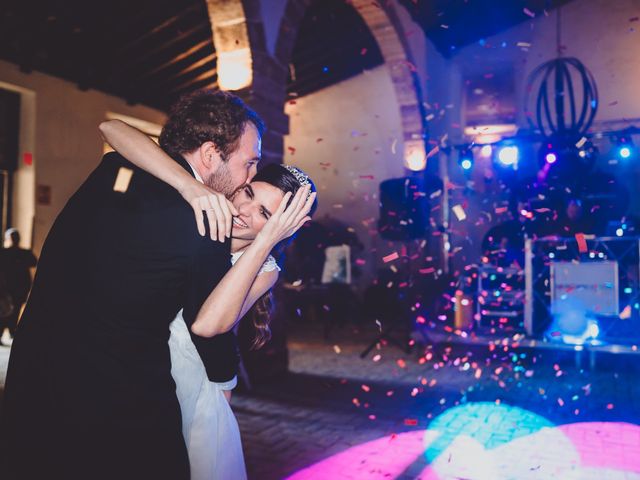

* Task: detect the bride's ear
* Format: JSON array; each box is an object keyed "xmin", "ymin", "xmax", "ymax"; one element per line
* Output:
[{"xmin": 200, "ymin": 142, "xmax": 222, "ymax": 171}]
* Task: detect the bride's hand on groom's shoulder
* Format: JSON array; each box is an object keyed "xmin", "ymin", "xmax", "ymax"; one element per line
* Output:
[
  {"xmin": 256, "ymin": 184, "xmax": 316, "ymax": 248},
  {"xmin": 179, "ymin": 182, "xmax": 238, "ymax": 242}
]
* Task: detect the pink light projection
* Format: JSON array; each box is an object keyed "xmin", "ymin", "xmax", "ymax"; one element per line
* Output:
[{"xmin": 286, "ymin": 403, "xmax": 640, "ymax": 480}]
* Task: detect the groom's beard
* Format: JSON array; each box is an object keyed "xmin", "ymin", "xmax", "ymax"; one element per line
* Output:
[{"xmin": 205, "ymin": 162, "xmax": 235, "ymax": 197}]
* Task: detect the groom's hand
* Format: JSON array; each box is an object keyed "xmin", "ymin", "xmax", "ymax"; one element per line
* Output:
[{"xmin": 181, "ymin": 183, "xmax": 238, "ymax": 242}]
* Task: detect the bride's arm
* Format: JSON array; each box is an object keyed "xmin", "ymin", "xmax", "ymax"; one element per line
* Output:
[
  {"xmin": 191, "ymin": 186, "xmax": 315, "ymax": 337},
  {"xmin": 98, "ymin": 119, "xmax": 236, "ymax": 241}
]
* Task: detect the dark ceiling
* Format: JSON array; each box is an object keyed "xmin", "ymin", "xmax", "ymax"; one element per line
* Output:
[
  {"xmin": 287, "ymin": 0, "xmax": 384, "ymax": 98},
  {"xmin": 400, "ymin": 0, "xmax": 574, "ymax": 57},
  {"xmin": 0, "ymin": 0, "xmax": 575, "ymax": 111},
  {"xmin": 0, "ymin": 0, "xmax": 217, "ymax": 111}
]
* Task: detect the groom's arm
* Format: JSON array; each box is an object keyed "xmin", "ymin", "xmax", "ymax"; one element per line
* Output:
[{"xmin": 183, "ymin": 235, "xmax": 240, "ymax": 383}]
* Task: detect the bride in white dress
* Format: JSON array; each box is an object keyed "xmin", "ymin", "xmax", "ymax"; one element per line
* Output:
[
  {"xmin": 169, "ymin": 251, "xmax": 279, "ymax": 480},
  {"xmin": 100, "ymin": 119, "xmax": 317, "ymax": 479}
]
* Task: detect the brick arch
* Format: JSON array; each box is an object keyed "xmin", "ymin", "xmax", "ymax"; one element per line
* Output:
[
  {"xmin": 274, "ymin": 0, "xmax": 427, "ymax": 165},
  {"xmin": 207, "ymin": 0, "xmax": 426, "ymax": 167}
]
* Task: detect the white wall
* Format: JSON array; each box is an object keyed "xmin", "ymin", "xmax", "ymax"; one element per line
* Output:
[
  {"xmin": 284, "ymin": 65, "xmax": 407, "ymax": 289},
  {"xmin": 0, "ymin": 59, "xmax": 166, "ymax": 253}
]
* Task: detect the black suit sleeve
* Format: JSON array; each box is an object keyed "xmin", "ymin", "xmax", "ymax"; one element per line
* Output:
[
  {"xmin": 100, "ymin": 151, "xmax": 240, "ymax": 382},
  {"xmin": 183, "ymin": 237, "xmax": 240, "ymax": 383}
]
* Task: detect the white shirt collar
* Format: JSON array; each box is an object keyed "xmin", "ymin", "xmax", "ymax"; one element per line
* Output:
[{"xmin": 187, "ymin": 162, "xmax": 204, "ymax": 184}]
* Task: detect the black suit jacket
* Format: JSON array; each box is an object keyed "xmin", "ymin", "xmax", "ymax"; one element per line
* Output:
[{"xmin": 1, "ymin": 151, "xmax": 238, "ymax": 479}]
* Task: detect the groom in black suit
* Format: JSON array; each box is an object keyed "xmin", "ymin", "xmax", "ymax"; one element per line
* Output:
[{"xmin": 0, "ymin": 90, "xmax": 263, "ymax": 480}]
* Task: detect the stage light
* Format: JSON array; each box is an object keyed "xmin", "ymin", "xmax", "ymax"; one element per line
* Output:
[
  {"xmin": 548, "ymin": 299, "xmax": 601, "ymax": 345},
  {"xmin": 616, "ymin": 228, "xmax": 624, "ymax": 237},
  {"xmin": 497, "ymin": 145, "xmax": 519, "ymax": 167},
  {"xmin": 458, "ymin": 148, "xmax": 473, "ymax": 171},
  {"xmin": 619, "ymin": 146, "xmax": 632, "ymax": 159},
  {"xmin": 545, "ymin": 152, "xmax": 558, "ymax": 164},
  {"xmin": 480, "ymin": 145, "xmax": 492, "ymax": 157},
  {"xmin": 615, "ymin": 137, "xmax": 634, "ymax": 160}
]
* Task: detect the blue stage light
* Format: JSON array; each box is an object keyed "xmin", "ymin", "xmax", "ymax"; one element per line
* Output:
[
  {"xmin": 458, "ymin": 147, "xmax": 473, "ymax": 171},
  {"xmin": 545, "ymin": 152, "xmax": 558, "ymax": 164},
  {"xmin": 547, "ymin": 298, "xmax": 601, "ymax": 345},
  {"xmin": 619, "ymin": 146, "xmax": 632, "ymax": 159},
  {"xmin": 615, "ymin": 136, "xmax": 634, "ymax": 160}
]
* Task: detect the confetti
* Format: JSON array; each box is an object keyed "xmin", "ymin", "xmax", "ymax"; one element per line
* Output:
[
  {"xmin": 383, "ymin": 252, "xmax": 399, "ymax": 263},
  {"xmin": 426, "ymin": 145, "xmax": 440, "ymax": 159},
  {"xmin": 452, "ymin": 205, "xmax": 467, "ymax": 221}
]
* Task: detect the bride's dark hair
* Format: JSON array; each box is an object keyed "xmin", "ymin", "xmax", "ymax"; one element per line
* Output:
[{"xmin": 244, "ymin": 164, "xmax": 317, "ymax": 349}]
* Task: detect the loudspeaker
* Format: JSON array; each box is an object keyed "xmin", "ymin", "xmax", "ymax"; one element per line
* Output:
[
  {"xmin": 378, "ymin": 177, "xmax": 429, "ymax": 240},
  {"xmin": 0, "ymin": 88, "xmax": 20, "ymax": 172}
]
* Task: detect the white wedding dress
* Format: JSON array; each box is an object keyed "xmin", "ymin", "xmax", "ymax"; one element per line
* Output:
[{"xmin": 169, "ymin": 251, "xmax": 279, "ymax": 480}]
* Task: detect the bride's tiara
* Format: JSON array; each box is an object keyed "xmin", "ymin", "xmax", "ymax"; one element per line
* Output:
[{"xmin": 283, "ymin": 164, "xmax": 311, "ymax": 189}]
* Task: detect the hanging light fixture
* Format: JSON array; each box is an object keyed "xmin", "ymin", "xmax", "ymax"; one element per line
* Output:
[{"xmin": 523, "ymin": 8, "xmax": 598, "ymax": 144}]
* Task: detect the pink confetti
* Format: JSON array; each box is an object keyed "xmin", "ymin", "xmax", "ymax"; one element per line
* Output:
[{"xmin": 383, "ymin": 252, "xmax": 399, "ymax": 263}]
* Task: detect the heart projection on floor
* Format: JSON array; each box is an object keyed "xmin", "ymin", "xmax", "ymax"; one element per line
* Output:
[{"xmin": 287, "ymin": 402, "xmax": 640, "ymax": 480}]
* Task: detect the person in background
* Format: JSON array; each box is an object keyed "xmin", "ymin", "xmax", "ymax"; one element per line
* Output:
[{"xmin": 0, "ymin": 228, "xmax": 37, "ymax": 343}]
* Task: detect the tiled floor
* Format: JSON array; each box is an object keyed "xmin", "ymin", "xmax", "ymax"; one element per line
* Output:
[
  {"xmin": 1, "ymin": 323, "xmax": 639, "ymax": 479},
  {"xmin": 233, "ymin": 324, "xmax": 640, "ymax": 479}
]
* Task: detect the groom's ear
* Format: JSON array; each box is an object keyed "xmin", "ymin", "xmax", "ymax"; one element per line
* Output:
[{"xmin": 199, "ymin": 141, "xmax": 223, "ymax": 171}]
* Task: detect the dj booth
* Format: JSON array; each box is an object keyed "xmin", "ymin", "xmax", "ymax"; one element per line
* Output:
[{"xmin": 524, "ymin": 236, "xmax": 640, "ymax": 345}]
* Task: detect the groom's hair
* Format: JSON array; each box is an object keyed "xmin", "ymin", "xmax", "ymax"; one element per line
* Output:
[{"xmin": 159, "ymin": 89, "xmax": 265, "ymax": 161}]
